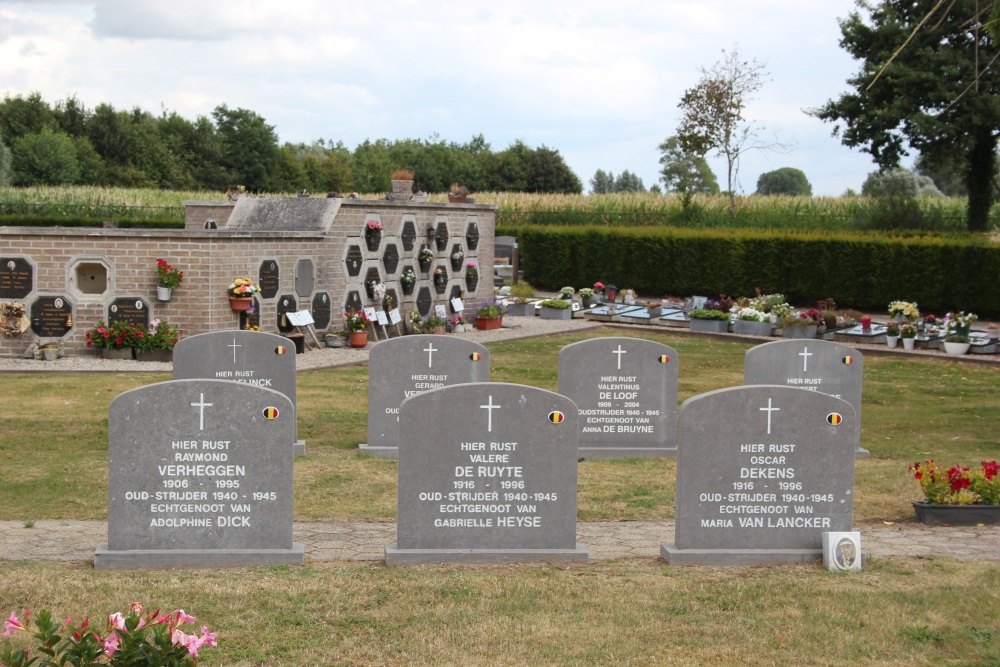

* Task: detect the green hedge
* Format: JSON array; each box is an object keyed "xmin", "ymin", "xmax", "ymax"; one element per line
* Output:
[
  {"xmin": 515, "ymin": 226, "xmax": 1000, "ymax": 318},
  {"xmin": 0, "ymin": 215, "xmax": 185, "ymax": 229}
]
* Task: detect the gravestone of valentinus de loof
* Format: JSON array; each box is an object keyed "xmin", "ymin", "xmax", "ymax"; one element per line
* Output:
[
  {"xmin": 94, "ymin": 379, "xmax": 303, "ymax": 569},
  {"xmin": 558, "ymin": 337, "xmax": 679, "ymax": 458},
  {"xmin": 744, "ymin": 339, "xmax": 867, "ymax": 457},
  {"xmin": 386, "ymin": 382, "xmax": 588, "ymax": 565},
  {"xmin": 173, "ymin": 330, "xmax": 304, "ymax": 455},
  {"xmin": 661, "ymin": 385, "xmax": 856, "ymax": 567},
  {"xmin": 360, "ymin": 335, "xmax": 490, "ymax": 458}
]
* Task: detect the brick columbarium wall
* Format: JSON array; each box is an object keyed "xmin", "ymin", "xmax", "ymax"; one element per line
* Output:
[{"xmin": 0, "ymin": 197, "xmax": 496, "ymax": 357}]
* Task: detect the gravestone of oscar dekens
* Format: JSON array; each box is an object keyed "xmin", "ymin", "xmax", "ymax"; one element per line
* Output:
[
  {"xmin": 386, "ymin": 383, "xmax": 588, "ymax": 565},
  {"xmin": 360, "ymin": 335, "xmax": 490, "ymax": 458},
  {"xmin": 94, "ymin": 379, "xmax": 303, "ymax": 569},
  {"xmin": 559, "ymin": 337, "xmax": 679, "ymax": 458},
  {"xmin": 744, "ymin": 339, "xmax": 868, "ymax": 457},
  {"xmin": 173, "ymin": 330, "xmax": 304, "ymax": 456},
  {"xmin": 661, "ymin": 385, "xmax": 856, "ymax": 567}
]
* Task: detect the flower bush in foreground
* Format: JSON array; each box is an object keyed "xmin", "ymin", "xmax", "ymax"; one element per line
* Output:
[
  {"xmin": 2, "ymin": 602, "xmax": 216, "ymax": 666},
  {"xmin": 910, "ymin": 460, "xmax": 1000, "ymax": 505}
]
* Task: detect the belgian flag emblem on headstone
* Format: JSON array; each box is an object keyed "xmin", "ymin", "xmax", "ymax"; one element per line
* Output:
[
  {"xmin": 826, "ymin": 412, "xmax": 843, "ymax": 426},
  {"xmin": 842, "ymin": 356, "xmax": 854, "ymax": 365},
  {"xmin": 470, "ymin": 352, "xmax": 482, "ymax": 361},
  {"xmin": 658, "ymin": 355, "xmax": 670, "ymax": 364},
  {"xmin": 263, "ymin": 407, "xmax": 280, "ymax": 420},
  {"xmin": 548, "ymin": 411, "xmax": 565, "ymax": 424},
  {"xmin": 275, "ymin": 346, "xmax": 288, "ymax": 355}
]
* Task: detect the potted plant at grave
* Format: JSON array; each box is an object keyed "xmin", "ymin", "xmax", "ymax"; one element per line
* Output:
[
  {"xmin": 86, "ymin": 320, "xmax": 141, "ymax": 360},
  {"xmin": 910, "ymin": 460, "xmax": 1000, "ymax": 525},
  {"xmin": 538, "ymin": 298, "xmax": 573, "ymax": 320},
  {"xmin": 390, "ymin": 168, "xmax": 415, "ymax": 201},
  {"xmin": 227, "ymin": 277, "xmax": 258, "ymax": 311},
  {"xmin": 448, "ymin": 183, "xmax": 470, "ymax": 203},
  {"xmin": 400, "ymin": 267, "xmax": 417, "ymax": 295},
  {"xmin": 558, "ymin": 286, "xmax": 575, "ymax": 301},
  {"xmin": 816, "ymin": 298, "xmax": 840, "ymax": 331},
  {"xmin": 450, "ymin": 248, "xmax": 465, "ymax": 271},
  {"xmin": 418, "ymin": 247, "xmax": 435, "ymax": 273},
  {"xmin": 465, "ymin": 261, "xmax": 479, "ymax": 291},
  {"xmin": 732, "ymin": 307, "xmax": 775, "ymax": 337},
  {"xmin": 781, "ymin": 309, "xmax": 821, "ymax": 339},
  {"xmin": 945, "ymin": 310, "xmax": 977, "ymax": 338},
  {"xmin": 364, "ymin": 219, "xmax": 383, "ymax": 252},
  {"xmin": 344, "ymin": 309, "xmax": 370, "ymax": 348},
  {"xmin": 506, "ymin": 281, "xmax": 536, "ymax": 317},
  {"xmin": 689, "ymin": 308, "xmax": 731, "ymax": 333},
  {"xmin": 578, "ymin": 287, "xmax": 597, "ymax": 308},
  {"xmin": 422, "ymin": 312, "xmax": 447, "ymax": 334},
  {"xmin": 900, "ymin": 323, "xmax": 917, "ymax": 350},
  {"xmin": 885, "ymin": 321, "xmax": 900, "ymax": 348},
  {"xmin": 888, "ymin": 299, "xmax": 920, "ymax": 323},
  {"xmin": 592, "ymin": 281, "xmax": 606, "ymax": 303},
  {"xmin": 135, "ymin": 319, "xmax": 181, "ymax": 362},
  {"xmin": 155, "ymin": 258, "xmax": 183, "ymax": 302},
  {"xmin": 451, "ymin": 314, "xmax": 467, "ymax": 333},
  {"xmin": 474, "ymin": 298, "xmax": 506, "ymax": 330},
  {"xmin": 645, "ymin": 301, "xmax": 663, "ymax": 318}
]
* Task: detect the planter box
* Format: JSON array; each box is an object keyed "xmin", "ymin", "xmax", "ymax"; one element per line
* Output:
[
  {"xmin": 506, "ymin": 303, "xmax": 535, "ymax": 317},
  {"xmin": 913, "ymin": 501, "xmax": 1000, "ymax": 526},
  {"xmin": 783, "ymin": 324, "xmax": 818, "ymax": 339},
  {"xmin": 475, "ymin": 316, "xmax": 503, "ymax": 330},
  {"xmin": 690, "ymin": 318, "xmax": 730, "ymax": 333},
  {"xmin": 943, "ymin": 341, "xmax": 971, "ymax": 355},
  {"xmin": 540, "ymin": 307, "xmax": 572, "ymax": 320},
  {"xmin": 136, "ymin": 349, "xmax": 173, "ymax": 362},
  {"xmin": 100, "ymin": 347, "xmax": 134, "ymax": 360},
  {"xmin": 733, "ymin": 320, "xmax": 774, "ymax": 337}
]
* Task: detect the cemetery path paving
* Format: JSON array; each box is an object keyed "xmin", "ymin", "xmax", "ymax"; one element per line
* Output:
[{"xmin": 1, "ymin": 520, "xmax": 996, "ymax": 564}]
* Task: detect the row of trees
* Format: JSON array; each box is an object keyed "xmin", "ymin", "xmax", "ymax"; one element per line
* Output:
[{"xmin": 0, "ymin": 93, "xmax": 583, "ymax": 194}]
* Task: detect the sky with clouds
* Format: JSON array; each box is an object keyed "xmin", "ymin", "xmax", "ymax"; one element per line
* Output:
[{"xmin": 0, "ymin": 0, "xmax": 884, "ymax": 195}]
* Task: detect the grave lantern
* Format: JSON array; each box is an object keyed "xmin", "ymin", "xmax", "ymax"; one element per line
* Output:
[{"xmin": 604, "ymin": 284, "xmax": 618, "ymax": 302}]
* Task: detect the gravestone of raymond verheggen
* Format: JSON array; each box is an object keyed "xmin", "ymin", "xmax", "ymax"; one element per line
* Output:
[
  {"xmin": 661, "ymin": 385, "xmax": 856, "ymax": 567},
  {"xmin": 94, "ymin": 379, "xmax": 303, "ymax": 569},
  {"xmin": 361, "ymin": 335, "xmax": 490, "ymax": 458},
  {"xmin": 744, "ymin": 339, "xmax": 867, "ymax": 457},
  {"xmin": 559, "ymin": 336, "xmax": 679, "ymax": 458},
  {"xmin": 386, "ymin": 382, "xmax": 588, "ymax": 565},
  {"xmin": 173, "ymin": 330, "xmax": 303, "ymax": 455}
]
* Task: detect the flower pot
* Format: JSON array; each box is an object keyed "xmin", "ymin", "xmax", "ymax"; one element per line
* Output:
[
  {"xmin": 582, "ymin": 297, "xmax": 600, "ymax": 309},
  {"xmin": 540, "ymin": 307, "xmax": 572, "ymax": 320},
  {"xmin": 783, "ymin": 324, "xmax": 818, "ymax": 339},
  {"xmin": 886, "ymin": 335, "xmax": 899, "ymax": 349},
  {"xmin": 912, "ymin": 501, "xmax": 1000, "ymax": 526},
  {"xmin": 902, "ymin": 337, "xmax": 916, "ymax": 350},
  {"xmin": 733, "ymin": 320, "xmax": 774, "ymax": 337},
  {"xmin": 506, "ymin": 303, "xmax": 535, "ymax": 317},
  {"xmin": 690, "ymin": 318, "xmax": 730, "ymax": 333},
  {"xmin": 860, "ymin": 316, "xmax": 872, "ymax": 330},
  {"xmin": 450, "ymin": 257, "xmax": 464, "ymax": 272},
  {"xmin": 365, "ymin": 229, "xmax": 382, "ymax": 252},
  {"xmin": 229, "ymin": 296, "xmax": 253, "ymax": 312},
  {"xmin": 448, "ymin": 194, "xmax": 468, "ymax": 204},
  {"xmin": 402, "ymin": 282, "xmax": 415, "ymax": 296},
  {"xmin": 475, "ymin": 316, "xmax": 502, "ymax": 330},
  {"xmin": 391, "ymin": 179, "xmax": 414, "ymax": 201},
  {"xmin": 348, "ymin": 331, "xmax": 369, "ymax": 348},
  {"xmin": 465, "ymin": 273, "xmax": 479, "ymax": 292},
  {"xmin": 943, "ymin": 341, "xmax": 970, "ymax": 355},
  {"xmin": 453, "ymin": 324, "xmax": 466, "ymax": 333},
  {"xmin": 430, "ymin": 326, "xmax": 446, "ymax": 335},
  {"xmin": 419, "ymin": 258, "xmax": 432, "ymax": 273},
  {"xmin": 136, "ymin": 349, "xmax": 173, "ymax": 362},
  {"xmin": 954, "ymin": 324, "xmax": 971, "ymax": 337},
  {"xmin": 41, "ymin": 347, "xmax": 59, "ymax": 361},
  {"xmin": 157, "ymin": 286, "xmax": 172, "ymax": 302},
  {"xmin": 100, "ymin": 347, "xmax": 134, "ymax": 360}
]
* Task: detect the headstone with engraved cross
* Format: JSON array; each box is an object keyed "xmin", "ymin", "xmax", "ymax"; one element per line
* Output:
[
  {"xmin": 744, "ymin": 339, "xmax": 867, "ymax": 457},
  {"xmin": 661, "ymin": 385, "xmax": 856, "ymax": 566},
  {"xmin": 558, "ymin": 337, "xmax": 679, "ymax": 458},
  {"xmin": 361, "ymin": 334, "xmax": 490, "ymax": 457},
  {"xmin": 94, "ymin": 379, "xmax": 303, "ymax": 569},
  {"xmin": 386, "ymin": 382, "xmax": 588, "ymax": 565},
  {"xmin": 173, "ymin": 330, "xmax": 303, "ymax": 455}
]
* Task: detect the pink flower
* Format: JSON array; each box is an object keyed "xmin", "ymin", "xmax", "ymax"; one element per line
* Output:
[
  {"xmin": 3, "ymin": 611, "xmax": 25, "ymax": 636},
  {"xmin": 174, "ymin": 610, "xmax": 196, "ymax": 626},
  {"xmin": 109, "ymin": 612, "xmax": 126, "ymax": 631},
  {"xmin": 103, "ymin": 631, "xmax": 120, "ymax": 656}
]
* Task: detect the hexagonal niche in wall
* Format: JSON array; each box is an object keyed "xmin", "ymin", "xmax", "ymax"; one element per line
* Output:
[
  {"xmin": 312, "ymin": 292, "xmax": 332, "ymax": 330},
  {"xmin": 465, "ymin": 220, "xmax": 480, "ymax": 250},
  {"xmin": 277, "ymin": 294, "xmax": 297, "ymax": 333},
  {"xmin": 345, "ymin": 244, "xmax": 364, "ymax": 278},
  {"xmin": 382, "ymin": 243, "xmax": 399, "ymax": 275},
  {"xmin": 364, "ymin": 267, "xmax": 381, "ymax": 299},
  {"xmin": 344, "ymin": 290, "xmax": 363, "ymax": 315},
  {"xmin": 435, "ymin": 220, "xmax": 449, "ymax": 251},
  {"xmin": 416, "ymin": 287, "xmax": 433, "ymax": 316},
  {"xmin": 401, "ymin": 219, "xmax": 417, "ymax": 252}
]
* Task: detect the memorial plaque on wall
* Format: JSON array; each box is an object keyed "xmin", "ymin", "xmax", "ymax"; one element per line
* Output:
[
  {"xmin": 558, "ymin": 337, "xmax": 679, "ymax": 458},
  {"xmin": 258, "ymin": 260, "xmax": 280, "ymax": 299},
  {"xmin": 239, "ymin": 297, "xmax": 261, "ymax": 331},
  {"xmin": 416, "ymin": 287, "xmax": 432, "ymax": 316},
  {"xmin": 465, "ymin": 221, "xmax": 480, "ymax": 250},
  {"xmin": 0, "ymin": 258, "xmax": 33, "ymax": 299},
  {"xmin": 294, "ymin": 259, "xmax": 314, "ymax": 298},
  {"xmin": 383, "ymin": 244, "xmax": 400, "ymax": 275},
  {"xmin": 661, "ymin": 385, "xmax": 856, "ymax": 567},
  {"xmin": 108, "ymin": 298, "xmax": 150, "ymax": 329},
  {"xmin": 312, "ymin": 292, "xmax": 331, "ymax": 330},
  {"xmin": 276, "ymin": 295, "xmax": 297, "ymax": 332},
  {"xmin": 401, "ymin": 220, "xmax": 417, "ymax": 251},
  {"xmin": 345, "ymin": 246, "xmax": 363, "ymax": 277},
  {"xmin": 30, "ymin": 296, "xmax": 72, "ymax": 337},
  {"xmin": 386, "ymin": 382, "xmax": 588, "ymax": 565}
]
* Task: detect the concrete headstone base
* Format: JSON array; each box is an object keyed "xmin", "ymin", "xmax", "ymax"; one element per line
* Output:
[
  {"xmin": 94, "ymin": 544, "xmax": 305, "ymax": 570},
  {"xmin": 579, "ymin": 446, "xmax": 676, "ymax": 459},
  {"xmin": 660, "ymin": 544, "xmax": 822, "ymax": 567},
  {"xmin": 358, "ymin": 443, "xmax": 398, "ymax": 458},
  {"xmin": 385, "ymin": 544, "xmax": 589, "ymax": 566}
]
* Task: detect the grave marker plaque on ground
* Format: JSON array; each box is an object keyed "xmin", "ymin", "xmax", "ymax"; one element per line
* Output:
[
  {"xmin": 174, "ymin": 330, "xmax": 303, "ymax": 455},
  {"xmin": 386, "ymin": 382, "xmax": 588, "ymax": 565},
  {"xmin": 744, "ymin": 340, "xmax": 867, "ymax": 457},
  {"xmin": 361, "ymin": 335, "xmax": 490, "ymax": 457},
  {"xmin": 559, "ymin": 337, "xmax": 679, "ymax": 458},
  {"xmin": 94, "ymin": 378, "xmax": 303, "ymax": 569},
  {"xmin": 661, "ymin": 385, "xmax": 856, "ymax": 566}
]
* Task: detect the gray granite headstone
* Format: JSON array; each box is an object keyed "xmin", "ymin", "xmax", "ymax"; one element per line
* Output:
[
  {"xmin": 361, "ymin": 335, "xmax": 491, "ymax": 458},
  {"xmin": 386, "ymin": 382, "xmax": 588, "ymax": 565},
  {"xmin": 661, "ymin": 385, "xmax": 856, "ymax": 566},
  {"xmin": 173, "ymin": 330, "xmax": 303, "ymax": 455},
  {"xmin": 744, "ymin": 340, "xmax": 867, "ymax": 457},
  {"xmin": 225, "ymin": 197, "xmax": 339, "ymax": 232},
  {"xmin": 558, "ymin": 337, "xmax": 679, "ymax": 458},
  {"xmin": 94, "ymin": 379, "xmax": 303, "ymax": 569}
]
